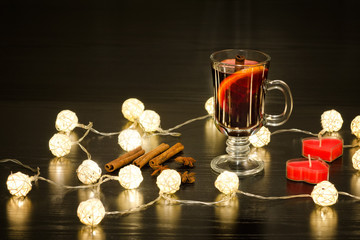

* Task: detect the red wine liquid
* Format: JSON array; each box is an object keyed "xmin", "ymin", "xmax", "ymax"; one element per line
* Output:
[{"xmin": 213, "ymin": 65, "xmax": 268, "ymax": 136}]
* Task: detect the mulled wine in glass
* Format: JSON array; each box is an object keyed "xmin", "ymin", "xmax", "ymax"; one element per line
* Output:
[{"xmin": 211, "ymin": 49, "xmax": 293, "ymax": 176}]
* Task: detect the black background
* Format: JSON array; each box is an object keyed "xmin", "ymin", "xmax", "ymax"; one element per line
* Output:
[{"xmin": 1, "ymin": 0, "xmax": 360, "ymax": 239}]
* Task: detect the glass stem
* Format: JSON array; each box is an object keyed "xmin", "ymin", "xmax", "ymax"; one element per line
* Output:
[{"xmin": 226, "ymin": 136, "xmax": 250, "ymax": 161}]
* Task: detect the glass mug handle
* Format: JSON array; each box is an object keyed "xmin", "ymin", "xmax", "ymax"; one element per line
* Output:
[{"xmin": 264, "ymin": 79, "xmax": 293, "ymax": 126}]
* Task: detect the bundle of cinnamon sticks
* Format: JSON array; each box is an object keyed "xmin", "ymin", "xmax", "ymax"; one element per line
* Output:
[{"xmin": 104, "ymin": 142, "xmax": 186, "ymax": 173}]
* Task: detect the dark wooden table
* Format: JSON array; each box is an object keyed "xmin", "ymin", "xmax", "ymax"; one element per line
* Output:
[{"xmin": 1, "ymin": 0, "xmax": 360, "ymax": 239}]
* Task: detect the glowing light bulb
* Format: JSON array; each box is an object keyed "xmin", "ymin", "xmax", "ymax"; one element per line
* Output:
[
  {"xmin": 311, "ymin": 181, "xmax": 338, "ymax": 207},
  {"xmin": 77, "ymin": 198, "xmax": 106, "ymax": 226},
  {"xmin": 77, "ymin": 160, "xmax": 102, "ymax": 184},
  {"xmin": 55, "ymin": 110, "xmax": 78, "ymax": 132},
  {"xmin": 121, "ymin": 98, "xmax": 145, "ymax": 122},
  {"xmin": 205, "ymin": 97, "xmax": 214, "ymax": 116},
  {"xmin": 351, "ymin": 116, "xmax": 360, "ymax": 138},
  {"xmin": 6, "ymin": 172, "xmax": 32, "ymax": 197},
  {"xmin": 321, "ymin": 110, "xmax": 343, "ymax": 132},
  {"xmin": 49, "ymin": 133, "xmax": 72, "ymax": 157},
  {"xmin": 156, "ymin": 169, "xmax": 181, "ymax": 194},
  {"xmin": 352, "ymin": 149, "xmax": 360, "ymax": 170},
  {"xmin": 118, "ymin": 165, "xmax": 143, "ymax": 189},
  {"xmin": 118, "ymin": 129, "xmax": 142, "ymax": 151},
  {"xmin": 139, "ymin": 110, "xmax": 161, "ymax": 132},
  {"xmin": 214, "ymin": 171, "xmax": 239, "ymax": 195},
  {"xmin": 249, "ymin": 126, "xmax": 271, "ymax": 147}
]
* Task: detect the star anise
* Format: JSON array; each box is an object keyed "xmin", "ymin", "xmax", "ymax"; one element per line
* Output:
[{"xmin": 180, "ymin": 171, "xmax": 196, "ymax": 183}]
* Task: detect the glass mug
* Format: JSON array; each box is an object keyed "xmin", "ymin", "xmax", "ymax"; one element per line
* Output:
[{"xmin": 210, "ymin": 49, "xmax": 293, "ymax": 176}]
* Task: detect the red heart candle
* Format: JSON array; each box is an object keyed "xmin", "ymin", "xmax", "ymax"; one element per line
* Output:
[
  {"xmin": 286, "ymin": 158, "xmax": 329, "ymax": 184},
  {"xmin": 302, "ymin": 137, "xmax": 343, "ymax": 162}
]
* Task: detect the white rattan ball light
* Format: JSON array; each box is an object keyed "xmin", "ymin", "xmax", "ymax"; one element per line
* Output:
[
  {"xmin": 118, "ymin": 129, "xmax": 142, "ymax": 151},
  {"xmin": 49, "ymin": 133, "xmax": 72, "ymax": 157},
  {"xmin": 6, "ymin": 172, "xmax": 32, "ymax": 197},
  {"xmin": 351, "ymin": 116, "xmax": 360, "ymax": 138},
  {"xmin": 55, "ymin": 110, "xmax": 78, "ymax": 132},
  {"xmin": 76, "ymin": 160, "xmax": 102, "ymax": 184},
  {"xmin": 205, "ymin": 97, "xmax": 214, "ymax": 116},
  {"xmin": 352, "ymin": 149, "xmax": 360, "ymax": 170},
  {"xmin": 121, "ymin": 98, "xmax": 145, "ymax": 122},
  {"xmin": 249, "ymin": 126, "xmax": 271, "ymax": 147},
  {"xmin": 118, "ymin": 165, "xmax": 143, "ymax": 189},
  {"xmin": 77, "ymin": 198, "xmax": 106, "ymax": 226},
  {"xmin": 139, "ymin": 110, "xmax": 161, "ymax": 132},
  {"xmin": 311, "ymin": 181, "xmax": 338, "ymax": 207},
  {"xmin": 214, "ymin": 171, "xmax": 239, "ymax": 195},
  {"xmin": 156, "ymin": 169, "xmax": 182, "ymax": 194},
  {"xmin": 321, "ymin": 109, "xmax": 343, "ymax": 132}
]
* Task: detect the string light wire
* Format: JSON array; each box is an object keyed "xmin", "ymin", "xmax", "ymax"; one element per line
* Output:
[{"xmin": 3, "ymin": 101, "xmax": 360, "ymax": 226}]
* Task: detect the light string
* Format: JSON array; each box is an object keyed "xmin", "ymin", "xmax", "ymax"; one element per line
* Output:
[
  {"xmin": 160, "ymin": 192, "xmax": 235, "ymax": 206},
  {"xmin": 237, "ymin": 190, "xmax": 311, "ymax": 200},
  {"xmin": 77, "ymin": 123, "xmax": 121, "ymax": 137},
  {"xmin": 251, "ymin": 109, "xmax": 360, "ymax": 149},
  {"xmin": 51, "ymin": 98, "xmax": 212, "ymax": 154},
  {"xmin": 271, "ymin": 128, "xmax": 360, "ymax": 149},
  {"xmin": 153, "ymin": 115, "xmax": 210, "ymax": 137},
  {"xmin": 105, "ymin": 195, "xmax": 162, "ymax": 216},
  {"xmin": 3, "ymin": 97, "xmax": 360, "ymax": 227},
  {"xmin": 49, "ymin": 121, "xmax": 93, "ymax": 158},
  {"xmin": 344, "ymin": 139, "xmax": 360, "ymax": 148},
  {"xmin": 0, "ymin": 158, "xmax": 120, "ymax": 192},
  {"xmin": 271, "ymin": 128, "xmax": 318, "ymax": 137},
  {"xmin": 7, "ymin": 158, "xmax": 360, "ymax": 226},
  {"xmin": 53, "ymin": 99, "xmax": 360, "ymax": 154},
  {"xmin": 0, "ymin": 158, "xmax": 38, "ymax": 173}
]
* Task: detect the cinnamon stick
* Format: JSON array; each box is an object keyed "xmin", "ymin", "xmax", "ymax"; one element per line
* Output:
[
  {"xmin": 105, "ymin": 146, "xmax": 145, "ymax": 172},
  {"xmin": 235, "ymin": 54, "xmax": 245, "ymax": 72},
  {"xmin": 149, "ymin": 142, "xmax": 184, "ymax": 169},
  {"xmin": 133, "ymin": 143, "xmax": 170, "ymax": 168},
  {"xmin": 151, "ymin": 165, "xmax": 169, "ymax": 176}
]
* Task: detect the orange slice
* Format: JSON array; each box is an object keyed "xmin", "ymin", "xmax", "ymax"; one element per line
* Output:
[{"xmin": 217, "ymin": 66, "xmax": 265, "ymax": 108}]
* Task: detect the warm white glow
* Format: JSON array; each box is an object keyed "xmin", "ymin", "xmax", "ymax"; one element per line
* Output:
[
  {"xmin": 156, "ymin": 169, "xmax": 181, "ymax": 194},
  {"xmin": 77, "ymin": 198, "xmax": 106, "ymax": 226},
  {"xmin": 249, "ymin": 126, "xmax": 271, "ymax": 147},
  {"xmin": 55, "ymin": 110, "xmax": 78, "ymax": 132},
  {"xmin": 321, "ymin": 110, "xmax": 343, "ymax": 132},
  {"xmin": 311, "ymin": 181, "xmax": 338, "ymax": 207},
  {"xmin": 310, "ymin": 206, "xmax": 338, "ymax": 239},
  {"xmin": 351, "ymin": 116, "xmax": 360, "ymax": 138},
  {"xmin": 214, "ymin": 194, "xmax": 239, "ymax": 223},
  {"xmin": 352, "ymin": 149, "xmax": 360, "ymax": 170},
  {"xmin": 78, "ymin": 226, "xmax": 105, "ymax": 240},
  {"xmin": 77, "ymin": 160, "xmax": 102, "ymax": 184},
  {"xmin": 117, "ymin": 189, "xmax": 144, "ymax": 210},
  {"xmin": 49, "ymin": 133, "xmax": 72, "ymax": 157},
  {"xmin": 7, "ymin": 196, "xmax": 33, "ymax": 228},
  {"xmin": 118, "ymin": 129, "xmax": 142, "ymax": 151},
  {"xmin": 118, "ymin": 165, "xmax": 143, "ymax": 189},
  {"xmin": 214, "ymin": 171, "xmax": 239, "ymax": 195},
  {"xmin": 205, "ymin": 97, "xmax": 214, "ymax": 116},
  {"xmin": 139, "ymin": 110, "xmax": 161, "ymax": 132},
  {"xmin": 121, "ymin": 98, "xmax": 145, "ymax": 122},
  {"xmin": 6, "ymin": 172, "xmax": 32, "ymax": 197}
]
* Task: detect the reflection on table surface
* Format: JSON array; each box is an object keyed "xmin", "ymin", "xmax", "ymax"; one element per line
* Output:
[{"xmin": 1, "ymin": 0, "xmax": 360, "ymax": 239}]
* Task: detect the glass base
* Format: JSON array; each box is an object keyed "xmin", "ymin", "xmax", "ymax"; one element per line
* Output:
[{"xmin": 211, "ymin": 154, "xmax": 264, "ymax": 177}]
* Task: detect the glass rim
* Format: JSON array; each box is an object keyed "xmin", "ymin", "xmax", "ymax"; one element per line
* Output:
[{"xmin": 210, "ymin": 49, "xmax": 271, "ymax": 67}]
